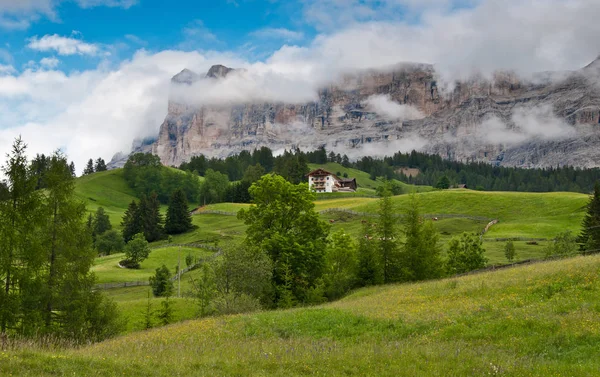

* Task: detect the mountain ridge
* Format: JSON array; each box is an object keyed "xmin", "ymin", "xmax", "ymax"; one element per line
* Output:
[{"xmin": 114, "ymin": 59, "xmax": 600, "ymax": 168}]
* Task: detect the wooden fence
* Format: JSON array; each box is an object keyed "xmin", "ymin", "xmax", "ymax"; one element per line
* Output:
[{"xmin": 94, "ymin": 244, "xmax": 222, "ymax": 290}]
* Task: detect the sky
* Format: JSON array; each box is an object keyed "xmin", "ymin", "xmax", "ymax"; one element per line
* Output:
[{"xmin": 1, "ymin": 0, "xmax": 600, "ymax": 173}]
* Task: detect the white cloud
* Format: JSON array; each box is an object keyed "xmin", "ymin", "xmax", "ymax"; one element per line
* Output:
[
  {"xmin": 27, "ymin": 34, "xmax": 100, "ymax": 56},
  {"xmin": 249, "ymin": 28, "xmax": 304, "ymax": 41},
  {"xmin": 0, "ymin": 0, "xmax": 136, "ymax": 29},
  {"xmin": 181, "ymin": 20, "xmax": 219, "ymax": 46},
  {"xmin": 39, "ymin": 56, "xmax": 59, "ymax": 68},
  {"xmin": 480, "ymin": 105, "xmax": 575, "ymax": 145},
  {"xmin": 1, "ymin": 0, "xmax": 600, "ymax": 174},
  {"xmin": 0, "ymin": 64, "xmax": 16, "ymax": 75},
  {"xmin": 364, "ymin": 94, "xmax": 423, "ymax": 120}
]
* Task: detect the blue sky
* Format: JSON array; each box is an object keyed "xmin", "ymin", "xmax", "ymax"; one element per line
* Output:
[
  {"xmin": 0, "ymin": 0, "xmax": 599, "ymax": 173},
  {"xmin": 1, "ymin": 0, "xmax": 320, "ymax": 72}
]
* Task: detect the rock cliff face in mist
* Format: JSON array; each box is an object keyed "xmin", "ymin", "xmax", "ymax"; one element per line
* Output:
[{"xmin": 123, "ymin": 58, "xmax": 600, "ymax": 168}]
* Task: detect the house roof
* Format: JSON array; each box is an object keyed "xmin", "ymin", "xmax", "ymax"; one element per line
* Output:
[{"xmin": 307, "ymin": 168, "xmax": 338, "ymax": 179}]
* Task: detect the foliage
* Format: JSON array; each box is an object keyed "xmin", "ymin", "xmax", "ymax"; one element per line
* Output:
[
  {"xmin": 95, "ymin": 230, "xmax": 125, "ymax": 255},
  {"xmin": 212, "ymin": 245, "xmax": 273, "ymax": 309},
  {"xmin": 199, "ymin": 169, "xmax": 230, "ymax": 205},
  {"xmin": 376, "ymin": 186, "xmax": 401, "ymax": 283},
  {"xmin": 435, "ymin": 175, "xmax": 450, "ymax": 189},
  {"xmin": 94, "ymin": 158, "xmax": 107, "ymax": 172},
  {"xmin": 0, "ymin": 138, "xmax": 121, "ymax": 342},
  {"xmin": 400, "ymin": 195, "xmax": 443, "ymax": 281},
  {"xmin": 165, "ymin": 189, "xmax": 193, "ymax": 234},
  {"xmin": 149, "ymin": 265, "xmax": 174, "ymax": 297},
  {"xmin": 446, "ymin": 233, "xmax": 488, "ymax": 274},
  {"xmin": 578, "ymin": 181, "xmax": 600, "ymax": 252},
  {"xmin": 238, "ymin": 174, "xmax": 329, "ymax": 305},
  {"xmin": 91, "ymin": 206, "xmax": 112, "ymax": 241},
  {"xmin": 156, "ymin": 297, "xmax": 174, "ymax": 326},
  {"xmin": 123, "ymin": 153, "xmax": 200, "ymax": 204},
  {"xmin": 123, "ymin": 233, "xmax": 151, "ymax": 268},
  {"xmin": 504, "ymin": 240, "xmax": 516, "ymax": 262},
  {"xmin": 83, "ymin": 159, "xmax": 95, "ymax": 175},
  {"xmin": 189, "ymin": 263, "xmax": 216, "ymax": 317},
  {"xmin": 357, "ymin": 221, "xmax": 383, "ymax": 286},
  {"xmin": 121, "ymin": 200, "xmax": 142, "ymax": 243},
  {"xmin": 544, "ymin": 231, "xmax": 578, "ymax": 258},
  {"xmin": 323, "ymin": 231, "xmax": 358, "ymax": 300},
  {"xmin": 139, "ymin": 192, "xmax": 164, "ymax": 242}
]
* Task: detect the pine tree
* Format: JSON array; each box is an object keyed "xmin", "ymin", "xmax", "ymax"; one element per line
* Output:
[
  {"xmin": 69, "ymin": 161, "xmax": 76, "ymax": 177},
  {"xmin": 165, "ymin": 189, "xmax": 193, "ymax": 234},
  {"xmin": 94, "ymin": 158, "xmax": 107, "ymax": 172},
  {"xmin": 121, "ymin": 200, "xmax": 142, "ymax": 243},
  {"xmin": 579, "ymin": 182, "xmax": 600, "ymax": 252},
  {"xmin": 140, "ymin": 192, "xmax": 164, "ymax": 242},
  {"xmin": 92, "ymin": 207, "xmax": 112, "ymax": 240},
  {"xmin": 83, "ymin": 159, "xmax": 95, "ymax": 175}
]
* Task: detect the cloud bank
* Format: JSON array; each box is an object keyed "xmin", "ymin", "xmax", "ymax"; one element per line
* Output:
[
  {"xmin": 2, "ymin": 0, "xmax": 600, "ymax": 173},
  {"xmin": 365, "ymin": 95, "xmax": 424, "ymax": 121}
]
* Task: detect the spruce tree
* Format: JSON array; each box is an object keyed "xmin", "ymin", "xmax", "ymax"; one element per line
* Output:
[
  {"xmin": 165, "ymin": 189, "xmax": 193, "ymax": 234},
  {"xmin": 579, "ymin": 182, "xmax": 600, "ymax": 252},
  {"xmin": 94, "ymin": 158, "xmax": 107, "ymax": 172},
  {"xmin": 140, "ymin": 192, "xmax": 164, "ymax": 242},
  {"xmin": 92, "ymin": 207, "xmax": 112, "ymax": 240},
  {"xmin": 121, "ymin": 200, "xmax": 142, "ymax": 243},
  {"xmin": 83, "ymin": 159, "xmax": 95, "ymax": 175}
]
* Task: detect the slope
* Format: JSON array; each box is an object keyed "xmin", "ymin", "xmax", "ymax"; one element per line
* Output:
[{"xmin": 4, "ymin": 254, "xmax": 600, "ymax": 376}]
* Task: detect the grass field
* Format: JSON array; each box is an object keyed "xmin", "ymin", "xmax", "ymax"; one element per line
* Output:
[
  {"xmin": 92, "ymin": 246, "xmax": 215, "ymax": 284},
  {"xmin": 74, "ymin": 169, "xmax": 139, "ymax": 225},
  {"xmin": 4, "ymin": 254, "xmax": 600, "ymax": 376}
]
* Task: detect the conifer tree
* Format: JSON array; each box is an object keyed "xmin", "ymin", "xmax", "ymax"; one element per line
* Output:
[
  {"xmin": 165, "ymin": 189, "xmax": 193, "ymax": 234},
  {"xmin": 140, "ymin": 192, "xmax": 164, "ymax": 242},
  {"xmin": 579, "ymin": 182, "xmax": 600, "ymax": 252},
  {"xmin": 83, "ymin": 159, "xmax": 95, "ymax": 175},
  {"xmin": 92, "ymin": 207, "xmax": 112, "ymax": 240},
  {"xmin": 94, "ymin": 158, "xmax": 107, "ymax": 172},
  {"xmin": 121, "ymin": 200, "xmax": 142, "ymax": 243},
  {"xmin": 69, "ymin": 161, "xmax": 76, "ymax": 177}
]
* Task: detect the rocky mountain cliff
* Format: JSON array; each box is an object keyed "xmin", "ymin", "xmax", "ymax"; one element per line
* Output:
[{"xmin": 120, "ymin": 58, "xmax": 600, "ymax": 168}]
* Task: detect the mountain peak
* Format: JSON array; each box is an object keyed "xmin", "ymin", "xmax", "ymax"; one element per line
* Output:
[
  {"xmin": 206, "ymin": 64, "xmax": 234, "ymax": 79},
  {"xmin": 171, "ymin": 69, "xmax": 200, "ymax": 85}
]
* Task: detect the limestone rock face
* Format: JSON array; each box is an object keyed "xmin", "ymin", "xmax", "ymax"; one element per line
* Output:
[{"xmin": 123, "ymin": 61, "xmax": 600, "ymax": 168}]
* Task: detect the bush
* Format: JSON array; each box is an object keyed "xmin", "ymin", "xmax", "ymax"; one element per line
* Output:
[
  {"xmin": 446, "ymin": 233, "xmax": 488, "ymax": 274},
  {"xmin": 123, "ymin": 233, "xmax": 151, "ymax": 268},
  {"xmin": 544, "ymin": 231, "xmax": 578, "ymax": 258},
  {"xmin": 149, "ymin": 265, "xmax": 174, "ymax": 297},
  {"xmin": 95, "ymin": 230, "xmax": 125, "ymax": 255},
  {"xmin": 213, "ymin": 292, "xmax": 261, "ymax": 315}
]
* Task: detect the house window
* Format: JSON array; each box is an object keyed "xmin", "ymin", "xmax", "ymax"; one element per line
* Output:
[{"xmin": 326, "ymin": 176, "xmax": 329, "ymax": 180}]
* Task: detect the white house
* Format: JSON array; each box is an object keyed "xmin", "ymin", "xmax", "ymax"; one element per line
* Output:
[{"xmin": 307, "ymin": 168, "xmax": 357, "ymax": 193}]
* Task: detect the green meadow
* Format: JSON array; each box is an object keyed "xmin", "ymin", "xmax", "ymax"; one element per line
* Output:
[{"xmin": 4, "ymin": 254, "xmax": 600, "ymax": 376}]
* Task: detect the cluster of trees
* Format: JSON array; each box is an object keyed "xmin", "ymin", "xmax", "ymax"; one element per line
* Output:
[
  {"xmin": 121, "ymin": 189, "xmax": 194, "ymax": 247},
  {"xmin": 358, "ymin": 150, "xmax": 600, "ymax": 193},
  {"xmin": 30, "ymin": 153, "xmax": 76, "ymax": 188},
  {"xmin": 83, "ymin": 157, "xmax": 107, "ymax": 175},
  {"xmin": 0, "ymin": 138, "xmax": 122, "ymax": 342},
  {"xmin": 184, "ymin": 175, "xmax": 490, "ymax": 313},
  {"xmin": 123, "ymin": 153, "xmax": 200, "ymax": 203}
]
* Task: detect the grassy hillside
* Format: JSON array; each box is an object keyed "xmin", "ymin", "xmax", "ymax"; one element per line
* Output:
[
  {"xmin": 74, "ymin": 169, "xmax": 138, "ymax": 225},
  {"xmin": 5, "ymin": 254, "xmax": 600, "ymax": 376}
]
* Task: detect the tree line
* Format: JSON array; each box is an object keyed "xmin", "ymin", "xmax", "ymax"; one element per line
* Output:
[{"xmin": 179, "ymin": 146, "xmax": 600, "ymax": 197}]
